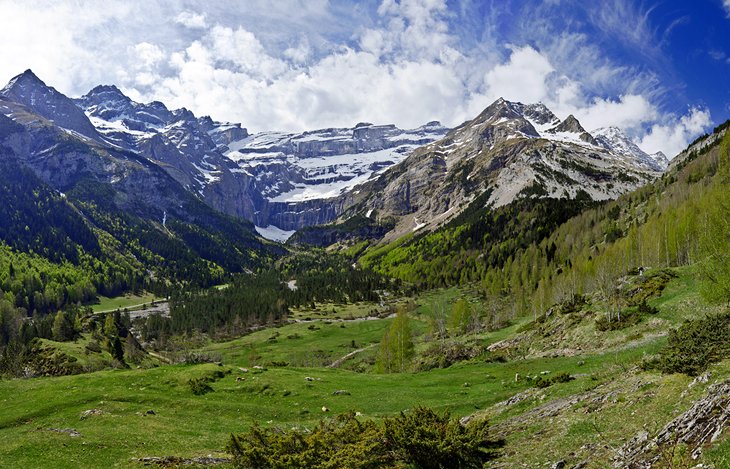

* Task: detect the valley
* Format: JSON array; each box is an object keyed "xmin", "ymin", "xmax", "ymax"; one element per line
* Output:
[
  {"xmin": 2, "ymin": 268, "xmax": 730, "ymax": 468},
  {"xmin": 0, "ymin": 58, "xmax": 729, "ymax": 468}
]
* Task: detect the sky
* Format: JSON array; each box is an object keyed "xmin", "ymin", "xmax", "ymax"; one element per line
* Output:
[{"xmin": 0, "ymin": 0, "xmax": 729, "ymax": 158}]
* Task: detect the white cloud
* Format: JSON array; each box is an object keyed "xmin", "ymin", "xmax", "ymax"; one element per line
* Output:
[
  {"xmin": 0, "ymin": 1, "xmax": 712, "ymax": 160},
  {"xmin": 725, "ymin": 0, "xmax": 730, "ymax": 17},
  {"xmin": 175, "ymin": 11, "xmax": 207, "ymax": 29},
  {"xmin": 132, "ymin": 42, "xmax": 165, "ymax": 67},
  {"xmin": 483, "ymin": 46, "xmax": 554, "ymax": 104},
  {"xmin": 639, "ymin": 108, "xmax": 712, "ymax": 158},
  {"xmin": 572, "ymin": 95, "xmax": 658, "ymax": 132},
  {"xmin": 283, "ymin": 39, "xmax": 312, "ymax": 65}
]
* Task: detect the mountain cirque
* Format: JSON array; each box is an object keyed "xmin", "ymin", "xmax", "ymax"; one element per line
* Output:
[{"xmin": 1, "ymin": 70, "xmax": 664, "ymax": 242}]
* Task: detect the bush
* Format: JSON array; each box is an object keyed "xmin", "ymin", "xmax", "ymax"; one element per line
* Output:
[
  {"xmin": 627, "ymin": 269, "xmax": 677, "ymax": 306},
  {"xmin": 85, "ymin": 340, "xmax": 102, "ymax": 353},
  {"xmin": 188, "ymin": 377, "xmax": 213, "ymax": 395},
  {"xmin": 637, "ymin": 300, "xmax": 659, "ymax": 315},
  {"xmin": 651, "ymin": 311, "xmax": 730, "ymax": 376},
  {"xmin": 533, "ymin": 371, "xmax": 574, "ymax": 389},
  {"xmin": 415, "ymin": 341, "xmax": 484, "ymax": 371},
  {"xmin": 227, "ymin": 407, "xmax": 502, "ymax": 468}
]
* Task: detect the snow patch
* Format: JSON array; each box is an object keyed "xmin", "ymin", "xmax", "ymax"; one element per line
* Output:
[{"xmin": 255, "ymin": 225, "xmax": 296, "ymax": 242}]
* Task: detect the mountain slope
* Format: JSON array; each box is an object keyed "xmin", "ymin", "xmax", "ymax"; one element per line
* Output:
[
  {"xmin": 0, "ymin": 70, "xmax": 280, "ymax": 295},
  {"xmin": 73, "ymin": 82, "xmax": 447, "ymax": 234},
  {"xmin": 333, "ymin": 98, "xmax": 660, "ymax": 243}
]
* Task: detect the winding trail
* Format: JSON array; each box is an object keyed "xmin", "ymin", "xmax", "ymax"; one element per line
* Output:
[{"xmin": 327, "ymin": 343, "xmax": 378, "ymax": 368}]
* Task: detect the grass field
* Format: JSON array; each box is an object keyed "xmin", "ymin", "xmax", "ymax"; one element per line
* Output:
[
  {"xmin": 91, "ymin": 293, "xmax": 162, "ymax": 313},
  {"xmin": 2, "ymin": 268, "xmax": 730, "ymax": 467}
]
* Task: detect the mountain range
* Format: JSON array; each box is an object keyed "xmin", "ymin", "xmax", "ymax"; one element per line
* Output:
[{"xmin": 0, "ymin": 69, "xmax": 666, "ymax": 249}]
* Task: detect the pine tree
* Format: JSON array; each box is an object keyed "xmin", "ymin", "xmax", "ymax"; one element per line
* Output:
[
  {"xmin": 52, "ymin": 311, "xmax": 74, "ymax": 342},
  {"xmin": 110, "ymin": 335, "xmax": 124, "ymax": 363}
]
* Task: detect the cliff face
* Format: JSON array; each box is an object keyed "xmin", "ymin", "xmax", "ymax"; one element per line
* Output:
[
  {"xmin": 1, "ymin": 70, "xmax": 666, "ymax": 244},
  {"xmin": 331, "ymin": 98, "xmax": 662, "ymax": 243}
]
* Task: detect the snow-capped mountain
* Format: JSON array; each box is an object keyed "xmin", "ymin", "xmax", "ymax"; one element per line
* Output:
[
  {"xmin": 0, "ymin": 70, "xmax": 274, "ymax": 268},
  {"xmin": 225, "ymin": 122, "xmax": 447, "ymax": 203},
  {"xmin": 336, "ymin": 98, "xmax": 664, "ymax": 241},
  {"xmin": 68, "ymin": 77, "xmax": 447, "ymax": 236},
  {"xmin": 0, "ymin": 70, "xmax": 668, "ymax": 244},
  {"xmin": 593, "ymin": 126, "xmax": 669, "ymax": 171}
]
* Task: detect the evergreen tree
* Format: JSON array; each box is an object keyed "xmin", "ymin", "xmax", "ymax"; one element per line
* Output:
[
  {"xmin": 110, "ymin": 335, "xmax": 124, "ymax": 363},
  {"xmin": 124, "ymin": 334, "xmax": 144, "ymax": 364},
  {"xmin": 52, "ymin": 311, "xmax": 74, "ymax": 342}
]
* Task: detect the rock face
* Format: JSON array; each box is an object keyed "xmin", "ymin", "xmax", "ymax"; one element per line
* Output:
[
  {"xmin": 593, "ymin": 126, "xmax": 669, "ymax": 171},
  {"xmin": 614, "ymin": 378, "xmax": 730, "ymax": 467},
  {"xmin": 335, "ymin": 98, "xmax": 661, "ymax": 242},
  {"xmin": 0, "ymin": 71, "xmax": 667, "ymax": 243},
  {"xmin": 0, "ymin": 70, "xmax": 270, "ymax": 266},
  {"xmin": 223, "ymin": 121, "xmax": 448, "ymax": 230}
]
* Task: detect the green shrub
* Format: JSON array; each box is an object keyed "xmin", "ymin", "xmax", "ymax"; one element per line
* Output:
[
  {"xmin": 627, "ymin": 269, "xmax": 677, "ymax": 306},
  {"xmin": 415, "ymin": 341, "xmax": 484, "ymax": 371},
  {"xmin": 651, "ymin": 311, "xmax": 730, "ymax": 376},
  {"xmin": 533, "ymin": 371, "xmax": 574, "ymax": 389},
  {"xmin": 227, "ymin": 407, "xmax": 502, "ymax": 468},
  {"xmin": 188, "ymin": 377, "xmax": 213, "ymax": 395}
]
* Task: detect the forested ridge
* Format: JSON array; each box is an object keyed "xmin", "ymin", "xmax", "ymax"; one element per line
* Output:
[
  {"xmin": 357, "ymin": 123, "xmax": 730, "ymax": 318},
  {"xmin": 142, "ymin": 252, "xmax": 398, "ymax": 341}
]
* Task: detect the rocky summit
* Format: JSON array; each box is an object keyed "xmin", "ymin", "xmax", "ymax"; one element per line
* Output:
[
  {"xmin": 0, "ymin": 70, "xmax": 665, "ymax": 243},
  {"xmin": 334, "ymin": 98, "xmax": 663, "ymax": 241}
]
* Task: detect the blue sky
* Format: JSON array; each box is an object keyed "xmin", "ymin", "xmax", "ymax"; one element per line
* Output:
[{"xmin": 0, "ymin": 0, "xmax": 728, "ymax": 157}]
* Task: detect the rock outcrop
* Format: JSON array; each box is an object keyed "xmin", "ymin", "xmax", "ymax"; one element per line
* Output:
[{"xmin": 614, "ymin": 378, "xmax": 730, "ymax": 467}]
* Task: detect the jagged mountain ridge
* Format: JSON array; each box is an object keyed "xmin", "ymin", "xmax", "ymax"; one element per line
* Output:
[
  {"xmin": 0, "ymin": 70, "xmax": 278, "ymax": 279},
  {"xmin": 335, "ymin": 97, "xmax": 663, "ymax": 242},
  {"xmin": 1, "ymin": 70, "xmax": 665, "ymax": 244},
  {"xmin": 70, "ymin": 76, "xmax": 447, "ymax": 233}
]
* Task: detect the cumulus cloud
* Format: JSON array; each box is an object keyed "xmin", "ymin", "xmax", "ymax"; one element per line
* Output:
[
  {"xmin": 0, "ymin": 0, "xmax": 713, "ymax": 159},
  {"xmin": 132, "ymin": 42, "xmax": 165, "ymax": 67},
  {"xmin": 725, "ymin": 0, "xmax": 730, "ymax": 17},
  {"xmin": 639, "ymin": 108, "xmax": 712, "ymax": 158},
  {"xmin": 175, "ymin": 11, "xmax": 207, "ymax": 29},
  {"xmin": 483, "ymin": 46, "xmax": 555, "ymax": 104}
]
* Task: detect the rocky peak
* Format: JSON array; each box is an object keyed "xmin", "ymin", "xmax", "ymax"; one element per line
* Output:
[
  {"xmin": 77, "ymin": 85, "xmax": 175, "ymax": 132},
  {"xmin": 1, "ymin": 69, "xmax": 45, "ymax": 92},
  {"xmin": 1, "ymin": 69, "xmax": 101, "ymax": 140},
  {"xmin": 478, "ymin": 97, "xmax": 525, "ymax": 123},
  {"xmin": 592, "ymin": 126, "xmax": 666, "ymax": 171},
  {"xmin": 548, "ymin": 115, "xmax": 586, "ymax": 134},
  {"xmin": 198, "ymin": 116, "xmax": 249, "ymax": 147},
  {"xmin": 649, "ymin": 151, "xmax": 669, "ymax": 170},
  {"xmin": 77, "ymin": 85, "xmax": 134, "ymax": 120},
  {"xmin": 520, "ymin": 102, "xmax": 560, "ymax": 127}
]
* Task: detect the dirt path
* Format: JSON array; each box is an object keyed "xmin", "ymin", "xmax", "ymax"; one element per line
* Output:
[
  {"xmin": 94, "ymin": 302, "xmax": 170, "ymax": 319},
  {"xmin": 328, "ymin": 343, "xmax": 378, "ymax": 368}
]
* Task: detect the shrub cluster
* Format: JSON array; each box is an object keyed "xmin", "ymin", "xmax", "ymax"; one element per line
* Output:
[
  {"xmin": 415, "ymin": 341, "xmax": 485, "ymax": 371},
  {"xmin": 227, "ymin": 407, "xmax": 502, "ymax": 468},
  {"xmin": 646, "ymin": 311, "xmax": 730, "ymax": 376},
  {"xmin": 533, "ymin": 371, "xmax": 573, "ymax": 389}
]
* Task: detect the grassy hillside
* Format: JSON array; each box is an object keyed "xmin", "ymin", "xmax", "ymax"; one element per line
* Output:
[{"xmin": 2, "ymin": 266, "xmax": 730, "ymax": 467}]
